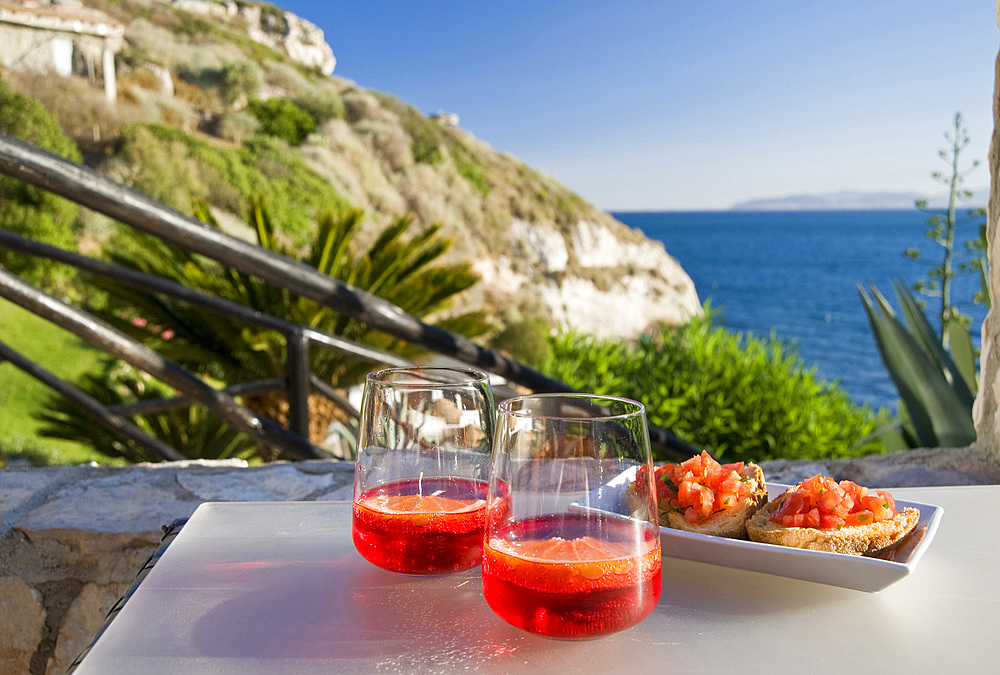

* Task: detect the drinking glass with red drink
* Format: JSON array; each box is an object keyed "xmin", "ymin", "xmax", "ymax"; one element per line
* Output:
[
  {"xmin": 352, "ymin": 367, "xmax": 504, "ymax": 574},
  {"xmin": 482, "ymin": 394, "xmax": 661, "ymax": 638}
]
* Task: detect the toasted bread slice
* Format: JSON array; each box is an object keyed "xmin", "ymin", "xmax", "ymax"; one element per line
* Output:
[
  {"xmin": 627, "ymin": 462, "xmax": 768, "ymax": 539},
  {"xmin": 746, "ymin": 497, "xmax": 920, "ymax": 555},
  {"xmin": 661, "ymin": 463, "xmax": 768, "ymax": 539}
]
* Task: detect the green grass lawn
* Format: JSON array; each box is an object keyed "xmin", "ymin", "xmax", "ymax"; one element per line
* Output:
[{"xmin": 0, "ymin": 297, "xmax": 124, "ymax": 466}]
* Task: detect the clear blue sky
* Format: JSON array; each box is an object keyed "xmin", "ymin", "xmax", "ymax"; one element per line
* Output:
[{"xmin": 278, "ymin": 1, "xmax": 996, "ymax": 211}]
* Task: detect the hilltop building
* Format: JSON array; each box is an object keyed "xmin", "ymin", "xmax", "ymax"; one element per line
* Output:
[{"xmin": 0, "ymin": 0, "xmax": 124, "ymax": 101}]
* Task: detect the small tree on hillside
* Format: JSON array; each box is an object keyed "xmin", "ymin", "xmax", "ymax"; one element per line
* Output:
[{"xmin": 905, "ymin": 112, "xmax": 987, "ymax": 349}]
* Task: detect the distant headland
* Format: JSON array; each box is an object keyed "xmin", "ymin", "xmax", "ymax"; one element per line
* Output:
[{"xmin": 729, "ymin": 188, "xmax": 989, "ymax": 211}]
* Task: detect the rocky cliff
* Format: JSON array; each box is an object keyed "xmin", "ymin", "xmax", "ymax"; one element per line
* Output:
[{"xmin": 0, "ymin": 0, "xmax": 701, "ymax": 339}]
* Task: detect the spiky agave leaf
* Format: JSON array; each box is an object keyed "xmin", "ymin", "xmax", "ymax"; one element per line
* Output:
[
  {"xmin": 858, "ymin": 283, "xmax": 975, "ymax": 447},
  {"xmin": 891, "ymin": 278, "xmax": 975, "ymax": 406}
]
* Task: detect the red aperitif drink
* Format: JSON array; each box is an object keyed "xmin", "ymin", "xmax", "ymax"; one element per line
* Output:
[
  {"xmin": 481, "ymin": 513, "xmax": 661, "ymax": 638},
  {"xmin": 353, "ymin": 476, "xmax": 507, "ymax": 574}
]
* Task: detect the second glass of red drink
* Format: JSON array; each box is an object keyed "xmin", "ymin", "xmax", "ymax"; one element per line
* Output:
[{"xmin": 482, "ymin": 393, "xmax": 662, "ymax": 638}]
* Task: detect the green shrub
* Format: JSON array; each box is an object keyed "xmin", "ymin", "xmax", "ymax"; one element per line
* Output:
[
  {"xmin": 220, "ymin": 61, "xmax": 260, "ymax": 105},
  {"xmin": 0, "ymin": 77, "xmax": 81, "ymax": 286},
  {"xmin": 411, "ymin": 125, "xmax": 444, "ymax": 164},
  {"xmin": 216, "ymin": 110, "xmax": 260, "ymax": 144},
  {"xmin": 491, "ymin": 317, "xmax": 553, "ymax": 367},
  {"xmin": 173, "ymin": 9, "xmax": 216, "ymax": 37},
  {"xmin": 109, "ymin": 123, "xmax": 350, "ymax": 243},
  {"xmin": 539, "ymin": 310, "xmax": 889, "ymax": 463},
  {"xmin": 247, "ymin": 98, "xmax": 316, "ymax": 145},
  {"xmin": 371, "ymin": 92, "xmax": 446, "ymax": 164},
  {"xmin": 293, "ymin": 88, "xmax": 345, "ymax": 125}
]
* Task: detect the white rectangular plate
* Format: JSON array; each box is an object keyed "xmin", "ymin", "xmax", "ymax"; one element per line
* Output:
[{"xmin": 588, "ymin": 467, "xmax": 943, "ymax": 593}]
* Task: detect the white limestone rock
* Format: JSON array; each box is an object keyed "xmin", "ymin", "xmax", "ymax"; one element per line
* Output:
[
  {"xmin": 572, "ymin": 220, "xmax": 671, "ymax": 271},
  {"xmin": 486, "ymin": 220, "xmax": 702, "ymax": 338},
  {"xmin": 473, "ymin": 254, "xmax": 528, "ymax": 287},
  {"xmin": 511, "ymin": 220, "xmax": 568, "ymax": 273},
  {"xmin": 536, "ymin": 273, "xmax": 701, "ymax": 339},
  {"xmin": 240, "ymin": 5, "xmax": 336, "ymax": 75}
]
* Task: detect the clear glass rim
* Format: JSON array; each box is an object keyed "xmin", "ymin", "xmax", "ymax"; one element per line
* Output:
[
  {"xmin": 366, "ymin": 366, "xmax": 490, "ymax": 387},
  {"xmin": 497, "ymin": 393, "xmax": 645, "ymax": 421}
]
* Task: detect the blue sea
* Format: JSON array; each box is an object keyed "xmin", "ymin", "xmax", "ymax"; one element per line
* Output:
[{"xmin": 613, "ymin": 210, "xmax": 988, "ymax": 412}]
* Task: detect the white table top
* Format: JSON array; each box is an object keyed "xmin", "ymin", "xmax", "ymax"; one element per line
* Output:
[{"xmin": 74, "ymin": 485, "xmax": 1000, "ymax": 674}]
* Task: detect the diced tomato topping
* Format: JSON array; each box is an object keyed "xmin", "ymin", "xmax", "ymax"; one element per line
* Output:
[
  {"xmin": 770, "ymin": 474, "xmax": 899, "ymax": 530},
  {"xmin": 819, "ymin": 513, "xmax": 844, "ymax": 529},
  {"xmin": 635, "ymin": 465, "xmax": 648, "ymax": 492},
  {"xmin": 643, "ymin": 450, "xmax": 756, "ymax": 524},
  {"xmin": 843, "ymin": 510, "xmax": 874, "ymax": 526}
]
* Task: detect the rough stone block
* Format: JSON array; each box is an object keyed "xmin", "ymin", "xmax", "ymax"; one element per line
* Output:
[{"xmin": 0, "ymin": 576, "xmax": 46, "ymax": 674}]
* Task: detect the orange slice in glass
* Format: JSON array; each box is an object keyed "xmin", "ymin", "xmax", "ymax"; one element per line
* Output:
[
  {"xmin": 485, "ymin": 535, "xmax": 660, "ymax": 593},
  {"xmin": 355, "ymin": 492, "xmax": 488, "ymax": 533}
]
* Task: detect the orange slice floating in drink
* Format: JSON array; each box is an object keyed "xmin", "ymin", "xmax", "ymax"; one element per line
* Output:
[
  {"xmin": 355, "ymin": 490, "xmax": 488, "ymax": 533},
  {"xmin": 370, "ymin": 492, "xmax": 487, "ymax": 514},
  {"xmin": 484, "ymin": 535, "xmax": 660, "ymax": 593}
]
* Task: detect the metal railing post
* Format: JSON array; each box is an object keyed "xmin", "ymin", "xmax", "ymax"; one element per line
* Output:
[{"xmin": 286, "ymin": 327, "xmax": 311, "ymax": 439}]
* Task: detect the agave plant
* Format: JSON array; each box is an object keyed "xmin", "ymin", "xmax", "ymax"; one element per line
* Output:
[{"xmin": 858, "ymin": 279, "xmax": 977, "ymax": 448}]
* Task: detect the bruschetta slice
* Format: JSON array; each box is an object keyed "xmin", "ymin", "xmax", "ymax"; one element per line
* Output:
[
  {"xmin": 629, "ymin": 450, "xmax": 768, "ymax": 539},
  {"xmin": 746, "ymin": 474, "xmax": 920, "ymax": 555}
]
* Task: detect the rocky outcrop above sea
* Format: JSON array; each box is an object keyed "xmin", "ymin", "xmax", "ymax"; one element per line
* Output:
[
  {"xmin": 239, "ymin": 4, "xmax": 336, "ymax": 75},
  {"xmin": 475, "ymin": 220, "xmax": 702, "ymax": 338},
  {"xmin": 308, "ymin": 87, "xmax": 702, "ymax": 339},
  {"xmin": 172, "ymin": 0, "xmax": 337, "ymax": 75}
]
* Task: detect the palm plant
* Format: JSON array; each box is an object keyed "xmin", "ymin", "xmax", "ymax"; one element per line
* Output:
[{"xmin": 40, "ymin": 199, "xmax": 491, "ymax": 460}]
